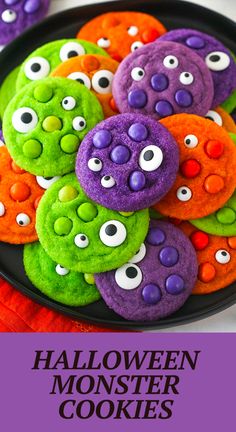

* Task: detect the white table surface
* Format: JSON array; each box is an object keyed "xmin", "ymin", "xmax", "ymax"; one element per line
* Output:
[{"xmin": 48, "ymin": 0, "xmax": 236, "ymax": 332}]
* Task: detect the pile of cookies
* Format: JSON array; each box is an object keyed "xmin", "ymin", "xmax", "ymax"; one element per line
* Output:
[{"xmin": 1, "ymin": 10, "xmax": 236, "ymax": 322}]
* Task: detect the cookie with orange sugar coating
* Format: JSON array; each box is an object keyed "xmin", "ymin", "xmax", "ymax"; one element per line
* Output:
[
  {"xmin": 51, "ymin": 54, "xmax": 119, "ymax": 118},
  {"xmin": 179, "ymin": 221, "xmax": 236, "ymax": 294},
  {"xmin": 77, "ymin": 11, "xmax": 166, "ymax": 61},
  {"xmin": 154, "ymin": 114, "xmax": 236, "ymax": 220},
  {"xmin": 205, "ymin": 106, "xmax": 236, "ymax": 134}
]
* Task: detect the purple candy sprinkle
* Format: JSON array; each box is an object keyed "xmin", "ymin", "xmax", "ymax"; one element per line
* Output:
[
  {"xmin": 110, "ymin": 145, "xmax": 130, "ymax": 164},
  {"xmin": 142, "ymin": 284, "xmax": 162, "ymax": 305},
  {"xmin": 93, "ymin": 130, "xmax": 112, "ymax": 149},
  {"xmin": 128, "ymin": 89, "xmax": 147, "ymax": 108},
  {"xmin": 159, "ymin": 246, "xmax": 179, "ymax": 267},
  {"xmin": 186, "ymin": 35, "xmax": 205, "ymax": 49},
  {"xmin": 128, "ymin": 123, "xmax": 148, "ymax": 141},
  {"xmin": 165, "ymin": 274, "xmax": 185, "ymax": 295},
  {"xmin": 175, "ymin": 89, "xmax": 193, "ymax": 107},
  {"xmin": 146, "ymin": 227, "xmax": 166, "ymax": 246},
  {"xmin": 4, "ymin": 0, "xmax": 19, "ymax": 5},
  {"xmin": 24, "ymin": 0, "xmax": 41, "ymax": 14},
  {"xmin": 151, "ymin": 73, "xmax": 169, "ymax": 92},
  {"xmin": 155, "ymin": 100, "xmax": 173, "ymax": 117},
  {"xmin": 129, "ymin": 171, "xmax": 146, "ymax": 191}
]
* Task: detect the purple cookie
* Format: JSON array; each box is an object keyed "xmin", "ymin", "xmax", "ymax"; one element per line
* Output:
[
  {"xmin": 0, "ymin": 0, "xmax": 50, "ymax": 46},
  {"xmin": 112, "ymin": 41, "xmax": 214, "ymax": 120},
  {"xmin": 76, "ymin": 113, "xmax": 179, "ymax": 212},
  {"xmin": 159, "ymin": 29, "xmax": 236, "ymax": 107},
  {"xmin": 95, "ymin": 220, "xmax": 198, "ymax": 321}
]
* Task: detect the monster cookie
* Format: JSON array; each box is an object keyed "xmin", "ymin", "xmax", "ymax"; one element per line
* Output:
[
  {"xmin": 95, "ymin": 220, "xmax": 197, "ymax": 321},
  {"xmin": 24, "ymin": 242, "xmax": 100, "ymax": 306},
  {"xmin": 3, "ymin": 77, "xmax": 104, "ymax": 176},
  {"xmin": 179, "ymin": 221, "xmax": 236, "ymax": 294},
  {"xmin": 112, "ymin": 41, "xmax": 214, "ymax": 119},
  {"xmin": 16, "ymin": 39, "xmax": 108, "ymax": 91},
  {"xmin": 159, "ymin": 29, "xmax": 236, "ymax": 107},
  {"xmin": 77, "ymin": 11, "xmax": 166, "ymax": 61},
  {"xmin": 205, "ymin": 107, "xmax": 236, "ymax": 134},
  {"xmin": 51, "ymin": 54, "xmax": 119, "ymax": 118},
  {"xmin": 76, "ymin": 113, "xmax": 179, "ymax": 211},
  {"xmin": 154, "ymin": 114, "xmax": 236, "ymax": 220},
  {"xmin": 36, "ymin": 173, "xmax": 149, "ymax": 273},
  {"xmin": 0, "ymin": 0, "xmax": 50, "ymax": 46},
  {"xmin": 0, "ymin": 66, "xmax": 20, "ymax": 120},
  {"xmin": 0, "ymin": 146, "xmax": 44, "ymax": 244}
]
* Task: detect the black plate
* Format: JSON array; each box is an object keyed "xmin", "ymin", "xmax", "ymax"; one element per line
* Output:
[{"xmin": 0, "ymin": 0, "xmax": 236, "ymax": 330}]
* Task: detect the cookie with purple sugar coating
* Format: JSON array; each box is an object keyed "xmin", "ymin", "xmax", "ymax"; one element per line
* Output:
[
  {"xmin": 95, "ymin": 220, "xmax": 198, "ymax": 321},
  {"xmin": 76, "ymin": 113, "xmax": 179, "ymax": 211},
  {"xmin": 112, "ymin": 41, "xmax": 214, "ymax": 120},
  {"xmin": 159, "ymin": 29, "xmax": 236, "ymax": 107}
]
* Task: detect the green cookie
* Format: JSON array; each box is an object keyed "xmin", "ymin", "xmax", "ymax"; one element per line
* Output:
[
  {"xmin": 191, "ymin": 190, "xmax": 236, "ymax": 236},
  {"xmin": 36, "ymin": 174, "xmax": 149, "ymax": 273},
  {"xmin": 3, "ymin": 77, "xmax": 104, "ymax": 176},
  {"xmin": 16, "ymin": 39, "xmax": 108, "ymax": 91},
  {"xmin": 0, "ymin": 66, "xmax": 20, "ymax": 120},
  {"xmin": 24, "ymin": 242, "xmax": 100, "ymax": 306}
]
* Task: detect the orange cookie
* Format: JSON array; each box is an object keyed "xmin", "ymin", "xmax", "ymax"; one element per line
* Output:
[
  {"xmin": 51, "ymin": 54, "xmax": 119, "ymax": 118},
  {"xmin": 77, "ymin": 11, "xmax": 166, "ymax": 61},
  {"xmin": 0, "ymin": 146, "xmax": 45, "ymax": 244},
  {"xmin": 154, "ymin": 114, "xmax": 236, "ymax": 220},
  {"xmin": 179, "ymin": 221, "xmax": 236, "ymax": 294},
  {"xmin": 205, "ymin": 106, "xmax": 236, "ymax": 134}
]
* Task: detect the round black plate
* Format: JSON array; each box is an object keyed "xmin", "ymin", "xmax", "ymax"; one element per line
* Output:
[{"xmin": 0, "ymin": 0, "xmax": 236, "ymax": 330}]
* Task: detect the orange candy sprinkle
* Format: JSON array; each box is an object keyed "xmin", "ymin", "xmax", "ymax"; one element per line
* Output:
[
  {"xmin": 10, "ymin": 182, "xmax": 30, "ymax": 202},
  {"xmin": 198, "ymin": 262, "xmax": 216, "ymax": 283},
  {"xmin": 204, "ymin": 174, "xmax": 224, "ymax": 194}
]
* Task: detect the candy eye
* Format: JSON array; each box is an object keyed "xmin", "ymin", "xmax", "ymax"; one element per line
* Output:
[
  {"xmin": 1, "ymin": 9, "xmax": 17, "ymax": 23},
  {"xmin": 215, "ymin": 249, "xmax": 230, "ymax": 264},
  {"xmin": 115, "ymin": 263, "xmax": 143, "ymax": 290},
  {"xmin": 176, "ymin": 186, "xmax": 192, "ymax": 202},
  {"xmin": 99, "ymin": 220, "xmax": 127, "ymax": 247},
  {"xmin": 205, "ymin": 110, "xmax": 223, "ymax": 126},
  {"xmin": 88, "ymin": 157, "xmax": 103, "ymax": 172},
  {"xmin": 36, "ymin": 176, "xmax": 60, "ymax": 189},
  {"xmin": 127, "ymin": 26, "xmax": 138, "ymax": 36},
  {"xmin": 24, "ymin": 57, "xmax": 50, "ymax": 80},
  {"xmin": 131, "ymin": 67, "xmax": 145, "ymax": 81},
  {"xmin": 179, "ymin": 72, "xmax": 194, "ymax": 85},
  {"xmin": 67, "ymin": 72, "xmax": 91, "ymax": 89},
  {"xmin": 101, "ymin": 175, "xmax": 116, "ymax": 188},
  {"xmin": 74, "ymin": 233, "xmax": 89, "ymax": 248},
  {"xmin": 92, "ymin": 70, "xmax": 114, "ymax": 94},
  {"xmin": 73, "ymin": 116, "xmax": 86, "ymax": 131},
  {"xmin": 163, "ymin": 55, "xmax": 179, "ymax": 69},
  {"xmin": 97, "ymin": 37, "xmax": 111, "ymax": 48},
  {"xmin": 184, "ymin": 134, "xmax": 198, "ymax": 148},
  {"xmin": 62, "ymin": 96, "xmax": 76, "ymax": 111},
  {"xmin": 205, "ymin": 51, "xmax": 230, "ymax": 71},
  {"xmin": 129, "ymin": 243, "xmax": 146, "ymax": 264},
  {"xmin": 12, "ymin": 107, "xmax": 38, "ymax": 133},
  {"xmin": 55, "ymin": 264, "xmax": 70, "ymax": 276},
  {"xmin": 130, "ymin": 41, "xmax": 144, "ymax": 52},
  {"xmin": 139, "ymin": 145, "xmax": 163, "ymax": 172},
  {"xmin": 60, "ymin": 42, "xmax": 85, "ymax": 62},
  {"xmin": 0, "ymin": 202, "xmax": 5, "ymax": 217},
  {"xmin": 16, "ymin": 213, "xmax": 30, "ymax": 226}
]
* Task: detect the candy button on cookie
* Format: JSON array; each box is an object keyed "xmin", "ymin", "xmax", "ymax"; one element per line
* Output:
[
  {"xmin": 95, "ymin": 220, "xmax": 197, "ymax": 321},
  {"xmin": 36, "ymin": 173, "xmax": 149, "ymax": 273},
  {"xmin": 154, "ymin": 114, "xmax": 236, "ymax": 220},
  {"xmin": 76, "ymin": 113, "xmax": 179, "ymax": 212}
]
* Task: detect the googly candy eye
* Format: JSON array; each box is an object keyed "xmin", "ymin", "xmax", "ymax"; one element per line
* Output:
[
  {"xmin": 129, "ymin": 243, "xmax": 146, "ymax": 264},
  {"xmin": 60, "ymin": 42, "xmax": 85, "ymax": 62},
  {"xmin": 205, "ymin": 51, "xmax": 230, "ymax": 71},
  {"xmin": 12, "ymin": 107, "xmax": 38, "ymax": 133},
  {"xmin": 0, "ymin": 202, "xmax": 5, "ymax": 217},
  {"xmin": 179, "ymin": 72, "xmax": 194, "ymax": 85},
  {"xmin": 215, "ymin": 249, "xmax": 231, "ymax": 264},
  {"xmin": 139, "ymin": 145, "xmax": 163, "ymax": 172},
  {"xmin": 130, "ymin": 41, "xmax": 144, "ymax": 52},
  {"xmin": 16, "ymin": 213, "xmax": 30, "ymax": 226},
  {"xmin": 24, "ymin": 57, "xmax": 50, "ymax": 81},
  {"xmin": 131, "ymin": 67, "xmax": 145, "ymax": 81},
  {"xmin": 88, "ymin": 158, "xmax": 103, "ymax": 172},
  {"xmin": 115, "ymin": 263, "xmax": 143, "ymax": 289},
  {"xmin": 36, "ymin": 176, "xmax": 61, "ymax": 189},
  {"xmin": 205, "ymin": 110, "xmax": 223, "ymax": 126},
  {"xmin": 97, "ymin": 37, "xmax": 111, "ymax": 48},
  {"xmin": 1, "ymin": 9, "xmax": 17, "ymax": 23},
  {"xmin": 163, "ymin": 55, "xmax": 179, "ymax": 69},
  {"xmin": 92, "ymin": 70, "xmax": 114, "ymax": 94},
  {"xmin": 184, "ymin": 134, "xmax": 198, "ymax": 148},
  {"xmin": 67, "ymin": 72, "xmax": 91, "ymax": 89},
  {"xmin": 74, "ymin": 233, "xmax": 89, "ymax": 248},
  {"xmin": 55, "ymin": 264, "xmax": 70, "ymax": 276},
  {"xmin": 127, "ymin": 26, "xmax": 139, "ymax": 36},
  {"xmin": 62, "ymin": 96, "xmax": 76, "ymax": 111},
  {"xmin": 73, "ymin": 116, "xmax": 86, "ymax": 131},
  {"xmin": 176, "ymin": 186, "xmax": 192, "ymax": 202},
  {"xmin": 101, "ymin": 175, "xmax": 116, "ymax": 188},
  {"xmin": 99, "ymin": 220, "xmax": 127, "ymax": 247}
]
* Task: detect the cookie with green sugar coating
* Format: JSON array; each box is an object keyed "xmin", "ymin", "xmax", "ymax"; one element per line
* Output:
[
  {"xmin": 16, "ymin": 39, "xmax": 109, "ymax": 91},
  {"xmin": 191, "ymin": 190, "xmax": 236, "ymax": 236},
  {"xmin": 36, "ymin": 173, "xmax": 149, "ymax": 273},
  {"xmin": 24, "ymin": 242, "xmax": 100, "ymax": 306},
  {"xmin": 0, "ymin": 66, "xmax": 20, "ymax": 120},
  {"xmin": 3, "ymin": 77, "xmax": 104, "ymax": 176}
]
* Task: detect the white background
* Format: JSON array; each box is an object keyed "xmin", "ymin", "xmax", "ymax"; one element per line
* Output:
[{"xmin": 48, "ymin": 0, "xmax": 236, "ymax": 331}]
